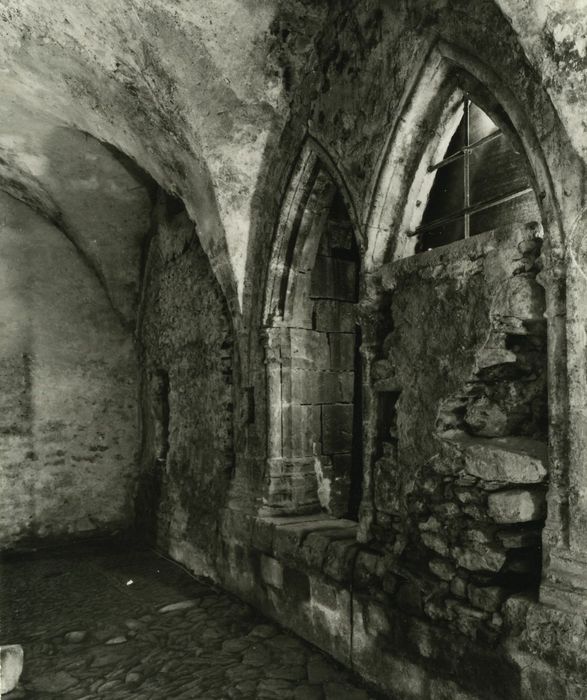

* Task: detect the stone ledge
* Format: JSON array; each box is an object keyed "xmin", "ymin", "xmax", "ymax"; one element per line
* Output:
[
  {"xmin": 441, "ymin": 431, "xmax": 547, "ymax": 484},
  {"xmin": 224, "ymin": 508, "xmax": 363, "ymax": 584},
  {"xmin": 380, "ymin": 223, "xmax": 536, "ymax": 291}
]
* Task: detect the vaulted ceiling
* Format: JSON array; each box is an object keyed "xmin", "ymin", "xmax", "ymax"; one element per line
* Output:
[{"xmin": 0, "ymin": 0, "xmax": 584, "ymax": 318}]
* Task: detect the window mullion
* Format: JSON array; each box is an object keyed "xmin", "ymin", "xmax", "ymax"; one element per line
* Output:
[{"xmin": 463, "ymin": 98, "xmax": 470, "ymax": 239}]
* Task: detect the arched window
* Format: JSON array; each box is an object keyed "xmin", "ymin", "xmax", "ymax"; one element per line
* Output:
[
  {"xmin": 263, "ymin": 151, "xmax": 363, "ymax": 520},
  {"xmin": 414, "ymin": 97, "xmax": 540, "ymax": 252}
]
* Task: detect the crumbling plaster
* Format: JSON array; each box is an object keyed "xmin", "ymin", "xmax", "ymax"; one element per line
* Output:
[
  {"xmin": 0, "ymin": 192, "xmax": 139, "ymax": 547},
  {"xmin": 0, "ymin": 0, "xmax": 326, "ymax": 312},
  {"xmin": 0, "ymin": 1, "xmax": 584, "ymax": 315}
]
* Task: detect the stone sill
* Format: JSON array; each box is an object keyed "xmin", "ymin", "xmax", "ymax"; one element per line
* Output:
[
  {"xmin": 222, "ymin": 509, "xmax": 364, "ymax": 585},
  {"xmin": 381, "ymin": 222, "xmax": 538, "ymax": 291},
  {"xmin": 440, "ymin": 430, "xmax": 547, "ymax": 484}
]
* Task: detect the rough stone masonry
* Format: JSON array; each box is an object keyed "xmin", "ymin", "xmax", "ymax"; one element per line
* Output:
[{"xmin": 0, "ymin": 1, "xmax": 587, "ymax": 699}]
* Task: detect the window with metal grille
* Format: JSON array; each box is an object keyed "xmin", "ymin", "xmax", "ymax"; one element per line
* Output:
[{"xmin": 414, "ymin": 98, "xmax": 539, "ymax": 252}]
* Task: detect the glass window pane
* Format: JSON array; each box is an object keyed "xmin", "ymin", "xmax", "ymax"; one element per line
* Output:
[
  {"xmin": 421, "ymin": 158, "xmax": 464, "ymax": 225},
  {"xmin": 469, "ymin": 133, "xmax": 530, "ymax": 206},
  {"xmin": 419, "ymin": 218, "xmax": 465, "ymax": 251},
  {"xmin": 470, "ymin": 190, "xmax": 540, "ymax": 237},
  {"xmin": 468, "ymin": 101, "xmax": 499, "ymax": 145}
]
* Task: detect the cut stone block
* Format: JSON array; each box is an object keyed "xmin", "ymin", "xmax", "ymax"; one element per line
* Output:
[
  {"xmin": 313, "ymin": 300, "xmax": 356, "ymax": 333},
  {"xmin": 266, "ymin": 470, "xmax": 319, "ymax": 513},
  {"xmin": 444, "ymin": 432, "xmax": 547, "ymax": 484},
  {"xmin": 301, "ymin": 530, "xmax": 335, "ymax": 570},
  {"xmin": 328, "ymin": 454, "xmax": 352, "ymax": 518},
  {"xmin": 273, "ymin": 517, "xmax": 355, "ymax": 560},
  {"xmin": 310, "ymin": 255, "xmax": 357, "ymax": 302},
  {"xmin": 286, "ymin": 328, "xmax": 330, "ymax": 369},
  {"xmin": 0, "ymin": 644, "xmax": 23, "ymax": 695},
  {"xmin": 488, "ymin": 488, "xmax": 546, "ymax": 524},
  {"xmin": 290, "ymin": 369, "xmax": 354, "ymax": 404},
  {"xmin": 328, "ymin": 333, "xmax": 355, "ymax": 370},
  {"xmin": 319, "ymin": 222, "xmax": 354, "ymax": 254},
  {"xmin": 281, "ymin": 404, "xmax": 322, "ymax": 457},
  {"xmin": 322, "ymin": 404, "xmax": 353, "ymax": 453},
  {"xmin": 323, "ymin": 537, "xmax": 359, "ymax": 583},
  {"xmin": 260, "ymin": 554, "xmax": 284, "ymax": 589}
]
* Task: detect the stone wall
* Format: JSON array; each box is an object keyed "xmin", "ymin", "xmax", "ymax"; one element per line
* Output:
[
  {"xmin": 0, "ymin": 1, "xmax": 586, "ymax": 698},
  {"xmin": 216, "ymin": 224, "xmax": 559, "ymax": 700},
  {"xmin": 263, "ymin": 181, "xmax": 362, "ymax": 518},
  {"xmin": 370, "ymin": 223, "xmax": 547, "ymax": 639},
  {"xmin": 138, "ymin": 193, "xmax": 235, "ymax": 579},
  {"xmin": 217, "ymin": 3, "xmax": 587, "ymax": 698},
  {"xmin": 0, "ymin": 192, "xmax": 138, "ymax": 547}
]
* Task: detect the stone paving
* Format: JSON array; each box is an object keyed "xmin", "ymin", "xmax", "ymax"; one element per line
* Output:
[{"xmin": 0, "ymin": 542, "xmax": 382, "ymax": 699}]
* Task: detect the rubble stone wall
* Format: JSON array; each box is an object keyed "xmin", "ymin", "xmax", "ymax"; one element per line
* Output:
[{"xmin": 138, "ymin": 194, "xmax": 235, "ymax": 578}]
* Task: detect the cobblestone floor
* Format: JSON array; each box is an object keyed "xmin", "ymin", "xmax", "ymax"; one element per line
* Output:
[{"xmin": 0, "ymin": 542, "xmax": 381, "ymax": 699}]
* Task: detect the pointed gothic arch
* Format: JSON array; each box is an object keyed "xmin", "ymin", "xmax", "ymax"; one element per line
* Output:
[
  {"xmin": 362, "ymin": 40, "xmax": 586, "ymax": 608},
  {"xmin": 261, "ymin": 139, "xmax": 366, "ymax": 519}
]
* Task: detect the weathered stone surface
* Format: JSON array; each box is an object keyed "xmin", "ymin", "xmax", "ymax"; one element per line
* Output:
[
  {"xmin": 419, "ymin": 516, "xmax": 442, "ymax": 533},
  {"xmin": 488, "ymin": 489, "xmax": 546, "ymax": 524},
  {"xmin": 282, "ymin": 404, "xmax": 322, "ymax": 457},
  {"xmin": 31, "ymin": 670, "xmax": 77, "ymax": 693},
  {"xmin": 0, "ymin": 2, "xmax": 585, "ymax": 699},
  {"xmin": 322, "ymin": 404, "xmax": 354, "ymax": 453},
  {"xmin": 323, "ymin": 538, "xmax": 359, "ymax": 583},
  {"xmin": 430, "ymin": 558, "xmax": 456, "ymax": 581},
  {"xmin": 446, "ymin": 433, "xmax": 547, "ymax": 483},
  {"xmin": 324, "ymin": 682, "xmax": 369, "ymax": 700},
  {"xmin": 496, "ymin": 527, "xmax": 540, "ymax": 548},
  {"xmin": 291, "ymin": 371, "xmax": 354, "ymax": 404},
  {"xmin": 467, "ymin": 584, "xmax": 507, "ymax": 612},
  {"xmin": 65, "ymin": 630, "xmax": 87, "ymax": 643},
  {"xmin": 465, "ymin": 398, "xmax": 510, "ymax": 437},
  {"xmin": 140, "ymin": 199, "xmax": 234, "ymax": 575},
  {"xmin": 430, "ymin": 678, "xmax": 480, "ymax": 700},
  {"xmin": 0, "ymin": 192, "xmax": 140, "ymax": 548},
  {"xmin": 310, "ymin": 257, "xmax": 357, "ymax": 302},
  {"xmin": 0, "ymin": 644, "xmax": 23, "ymax": 694},
  {"xmin": 491, "ymin": 275, "xmax": 545, "ymax": 330},
  {"xmin": 421, "ymin": 532, "xmax": 450, "ymax": 557},
  {"xmin": 462, "ymin": 527, "xmax": 494, "ymax": 545},
  {"xmin": 159, "ymin": 600, "xmax": 197, "ymax": 613},
  {"xmin": 261, "ymin": 554, "xmax": 284, "ymax": 589},
  {"xmin": 273, "ymin": 518, "xmax": 354, "ymax": 561},
  {"xmin": 307, "ymin": 654, "xmax": 342, "ymax": 684},
  {"xmin": 328, "ymin": 333, "xmax": 356, "ymax": 371},
  {"xmin": 314, "ymin": 301, "xmax": 356, "ymax": 333},
  {"xmin": 288, "ymin": 329, "xmax": 330, "ymax": 369},
  {"xmin": 452, "ymin": 544, "xmax": 507, "ymax": 572},
  {"xmin": 450, "ymin": 576, "xmax": 469, "ymax": 599}
]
